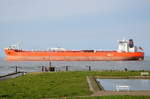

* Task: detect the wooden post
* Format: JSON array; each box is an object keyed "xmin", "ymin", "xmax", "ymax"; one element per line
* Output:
[
  {"xmin": 89, "ymin": 66, "xmax": 91, "ymax": 71},
  {"xmin": 49, "ymin": 61, "xmax": 51, "ymax": 67},
  {"xmin": 15, "ymin": 66, "xmax": 18, "ymax": 73},
  {"xmin": 49, "ymin": 55, "xmax": 52, "ymax": 68},
  {"xmin": 66, "ymin": 66, "xmax": 68, "ymax": 71},
  {"xmin": 45, "ymin": 67, "xmax": 48, "ymax": 72},
  {"xmin": 42, "ymin": 66, "xmax": 44, "ymax": 72},
  {"xmin": 124, "ymin": 68, "xmax": 128, "ymax": 72}
]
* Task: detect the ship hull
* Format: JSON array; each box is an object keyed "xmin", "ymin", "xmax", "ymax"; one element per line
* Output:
[
  {"xmin": 5, "ymin": 56, "xmax": 143, "ymax": 61},
  {"xmin": 4, "ymin": 49, "xmax": 144, "ymax": 61}
]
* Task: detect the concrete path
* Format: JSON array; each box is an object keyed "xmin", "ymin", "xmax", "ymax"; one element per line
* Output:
[
  {"xmin": 0, "ymin": 72, "xmax": 26, "ymax": 81},
  {"xmin": 92, "ymin": 91, "xmax": 150, "ymax": 96}
]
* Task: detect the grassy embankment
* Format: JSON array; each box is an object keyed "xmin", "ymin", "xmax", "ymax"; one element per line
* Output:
[{"xmin": 0, "ymin": 71, "xmax": 150, "ymax": 99}]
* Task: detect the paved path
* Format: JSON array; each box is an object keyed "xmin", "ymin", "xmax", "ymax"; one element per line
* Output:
[
  {"xmin": 0, "ymin": 72, "xmax": 26, "ymax": 81},
  {"xmin": 92, "ymin": 91, "xmax": 150, "ymax": 96}
]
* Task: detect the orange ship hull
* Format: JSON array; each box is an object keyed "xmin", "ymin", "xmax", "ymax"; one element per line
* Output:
[{"xmin": 4, "ymin": 49, "xmax": 144, "ymax": 61}]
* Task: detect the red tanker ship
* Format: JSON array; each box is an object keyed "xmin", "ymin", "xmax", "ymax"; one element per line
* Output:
[{"xmin": 4, "ymin": 39, "xmax": 144, "ymax": 61}]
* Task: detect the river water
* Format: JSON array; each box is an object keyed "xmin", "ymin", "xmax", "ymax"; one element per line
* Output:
[{"xmin": 0, "ymin": 57, "xmax": 150, "ymax": 76}]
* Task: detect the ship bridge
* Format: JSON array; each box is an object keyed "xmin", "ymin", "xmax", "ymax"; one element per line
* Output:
[{"xmin": 117, "ymin": 39, "xmax": 143, "ymax": 52}]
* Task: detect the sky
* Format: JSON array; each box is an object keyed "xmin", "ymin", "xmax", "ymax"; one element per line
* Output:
[{"xmin": 0, "ymin": 0, "xmax": 150, "ymax": 56}]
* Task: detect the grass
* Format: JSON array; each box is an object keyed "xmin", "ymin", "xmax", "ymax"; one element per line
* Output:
[{"xmin": 0, "ymin": 71, "xmax": 150, "ymax": 99}]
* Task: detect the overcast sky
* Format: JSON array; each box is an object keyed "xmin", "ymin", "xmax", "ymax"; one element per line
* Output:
[{"xmin": 0, "ymin": 0, "xmax": 150, "ymax": 56}]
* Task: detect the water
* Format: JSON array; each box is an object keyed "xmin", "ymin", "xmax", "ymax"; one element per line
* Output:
[
  {"xmin": 0, "ymin": 57, "xmax": 150, "ymax": 76},
  {"xmin": 97, "ymin": 79, "xmax": 150, "ymax": 91}
]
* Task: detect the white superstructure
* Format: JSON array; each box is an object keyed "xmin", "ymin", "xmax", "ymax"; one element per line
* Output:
[{"xmin": 117, "ymin": 39, "xmax": 137, "ymax": 52}]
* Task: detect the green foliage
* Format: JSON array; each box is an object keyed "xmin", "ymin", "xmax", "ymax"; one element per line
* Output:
[{"xmin": 0, "ymin": 71, "xmax": 148, "ymax": 99}]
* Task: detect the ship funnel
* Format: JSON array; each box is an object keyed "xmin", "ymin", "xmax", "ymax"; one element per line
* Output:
[{"xmin": 128, "ymin": 39, "xmax": 134, "ymax": 48}]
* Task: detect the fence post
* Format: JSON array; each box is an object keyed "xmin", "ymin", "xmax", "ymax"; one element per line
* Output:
[
  {"xmin": 15, "ymin": 66, "xmax": 18, "ymax": 73},
  {"xmin": 66, "ymin": 66, "xmax": 68, "ymax": 71},
  {"xmin": 42, "ymin": 66, "xmax": 44, "ymax": 72},
  {"xmin": 88, "ymin": 66, "xmax": 91, "ymax": 71},
  {"xmin": 124, "ymin": 68, "xmax": 128, "ymax": 72}
]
